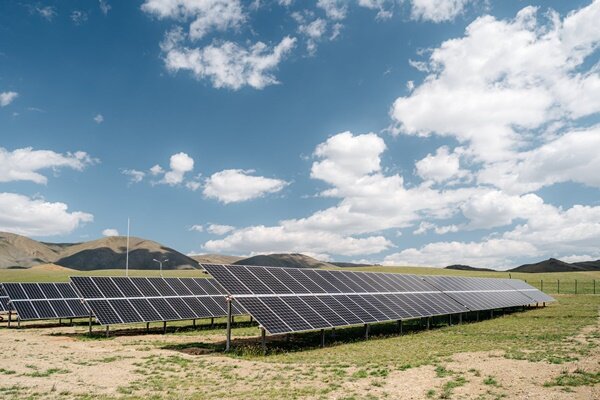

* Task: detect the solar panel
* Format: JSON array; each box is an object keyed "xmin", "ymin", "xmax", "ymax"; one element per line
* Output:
[
  {"xmin": 0, "ymin": 286, "xmax": 10, "ymax": 313},
  {"xmin": 201, "ymin": 264, "xmax": 468, "ymax": 335},
  {"xmin": 500, "ymin": 279, "xmax": 555, "ymax": 303},
  {"xmin": 71, "ymin": 277, "xmax": 243, "ymax": 325},
  {"xmin": 421, "ymin": 276, "xmax": 541, "ymax": 311},
  {"xmin": 1, "ymin": 283, "xmax": 90, "ymax": 321}
]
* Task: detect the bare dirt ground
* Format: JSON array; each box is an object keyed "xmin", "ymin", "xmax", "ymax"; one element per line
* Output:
[{"xmin": 0, "ymin": 311, "xmax": 598, "ymax": 400}]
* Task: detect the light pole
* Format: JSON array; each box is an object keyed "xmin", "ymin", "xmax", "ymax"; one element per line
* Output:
[{"xmin": 153, "ymin": 258, "xmax": 168, "ymax": 277}]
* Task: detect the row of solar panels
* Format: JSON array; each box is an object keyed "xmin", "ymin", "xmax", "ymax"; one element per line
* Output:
[
  {"xmin": 201, "ymin": 264, "xmax": 555, "ymax": 335},
  {"xmin": 0, "ymin": 278, "xmax": 242, "ymax": 324}
]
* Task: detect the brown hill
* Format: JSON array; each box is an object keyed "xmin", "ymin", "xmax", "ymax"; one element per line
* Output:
[
  {"xmin": 509, "ymin": 258, "xmax": 600, "ymax": 273},
  {"xmin": 0, "ymin": 232, "xmax": 198, "ymax": 271},
  {"xmin": 234, "ymin": 253, "xmax": 335, "ymax": 269},
  {"xmin": 445, "ymin": 264, "xmax": 495, "ymax": 272},
  {"xmin": 191, "ymin": 254, "xmax": 244, "ymax": 264}
]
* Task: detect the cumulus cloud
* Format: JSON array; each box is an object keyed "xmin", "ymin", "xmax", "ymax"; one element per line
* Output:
[
  {"xmin": 189, "ymin": 225, "xmax": 204, "ymax": 232},
  {"xmin": 316, "ymin": 0, "xmax": 347, "ymax": 20},
  {"xmin": 383, "ymin": 239, "xmax": 538, "ymax": 269},
  {"xmin": 415, "ymin": 146, "xmax": 468, "ymax": 184},
  {"xmin": 161, "ymin": 29, "xmax": 296, "ymax": 90},
  {"xmin": 0, "ymin": 193, "xmax": 93, "ymax": 237},
  {"xmin": 392, "ymin": 2, "xmax": 600, "ymax": 165},
  {"xmin": 93, "ymin": 114, "xmax": 104, "ymax": 124},
  {"xmin": 0, "ymin": 147, "xmax": 96, "ymax": 184},
  {"xmin": 142, "ymin": 0, "xmax": 245, "ymax": 40},
  {"xmin": 102, "ymin": 228, "xmax": 119, "ymax": 236},
  {"xmin": 410, "ymin": 0, "xmax": 471, "ymax": 22},
  {"xmin": 0, "ymin": 92, "xmax": 18, "ymax": 107},
  {"xmin": 358, "ymin": 0, "xmax": 394, "ymax": 20},
  {"xmin": 151, "ymin": 152, "xmax": 195, "ymax": 186},
  {"xmin": 32, "ymin": 6, "xmax": 56, "ymax": 21},
  {"xmin": 71, "ymin": 10, "xmax": 88, "ymax": 25},
  {"xmin": 203, "ymin": 169, "xmax": 288, "ymax": 203},
  {"xmin": 207, "ymin": 223, "xmax": 235, "ymax": 235}
]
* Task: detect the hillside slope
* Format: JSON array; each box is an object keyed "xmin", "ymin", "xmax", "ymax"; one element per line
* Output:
[
  {"xmin": 510, "ymin": 258, "xmax": 600, "ymax": 273},
  {"xmin": 234, "ymin": 253, "xmax": 335, "ymax": 269},
  {"xmin": 0, "ymin": 232, "xmax": 198, "ymax": 270}
]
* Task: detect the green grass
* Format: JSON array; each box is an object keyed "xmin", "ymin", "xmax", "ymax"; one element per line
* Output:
[{"xmin": 544, "ymin": 368, "xmax": 600, "ymax": 387}]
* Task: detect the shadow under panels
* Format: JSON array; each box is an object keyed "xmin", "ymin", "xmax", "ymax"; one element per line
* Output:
[
  {"xmin": 1, "ymin": 282, "xmax": 89, "ymax": 321},
  {"xmin": 70, "ymin": 277, "xmax": 244, "ymax": 325}
]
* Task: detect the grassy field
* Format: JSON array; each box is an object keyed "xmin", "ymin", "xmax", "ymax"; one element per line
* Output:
[{"xmin": 1, "ymin": 294, "xmax": 598, "ymax": 399}]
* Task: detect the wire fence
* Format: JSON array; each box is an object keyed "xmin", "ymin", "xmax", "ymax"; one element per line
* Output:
[{"xmin": 522, "ymin": 279, "xmax": 598, "ymax": 294}]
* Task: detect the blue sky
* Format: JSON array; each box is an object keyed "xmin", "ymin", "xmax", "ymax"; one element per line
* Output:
[{"xmin": 1, "ymin": 0, "xmax": 599, "ymax": 269}]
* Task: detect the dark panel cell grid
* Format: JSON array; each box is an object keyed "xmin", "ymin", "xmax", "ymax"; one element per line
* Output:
[
  {"xmin": 164, "ymin": 278, "xmax": 193, "ymax": 296},
  {"xmin": 281, "ymin": 296, "xmax": 331, "ymax": 329},
  {"xmin": 148, "ymin": 298, "xmax": 180, "ymax": 321},
  {"xmin": 88, "ymin": 300, "xmax": 122, "ymax": 325},
  {"xmin": 261, "ymin": 297, "xmax": 313, "ymax": 332},
  {"xmin": 129, "ymin": 298, "xmax": 162, "ymax": 322},
  {"xmin": 237, "ymin": 297, "xmax": 290, "ymax": 334},
  {"xmin": 21, "ymin": 283, "xmax": 45, "ymax": 299},
  {"xmin": 71, "ymin": 277, "xmax": 104, "ymax": 299},
  {"xmin": 111, "ymin": 278, "xmax": 144, "ymax": 298},
  {"xmin": 56, "ymin": 283, "xmax": 79, "ymax": 299},
  {"xmin": 39, "ymin": 284, "xmax": 61, "ymax": 299},
  {"xmin": 94, "ymin": 278, "xmax": 125, "ymax": 298},
  {"xmin": 131, "ymin": 278, "xmax": 161, "ymax": 297}
]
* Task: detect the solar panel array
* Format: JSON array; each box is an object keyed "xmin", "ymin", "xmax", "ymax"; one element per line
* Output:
[
  {"xmin": 202, "ymin": 264, "xmax": 554, "ymax": 335},
  {"xmin": 500, "ymin": 278, "xmax": 555, "ymax": 303},
  {"xmin": 71, "ymin": 277, "xmax": 243, "ymax": 325},
  {"xmin": 422, "ymin": 276, "xmax": 537, "ymax": 311},
  {"xmin": 0, "ymin": 286, "xmax": 10, "ymax": 313},
  {"xmin": 1, "ymin": 283, "xmax": 89, "ymax": 321},
  {"xmin": 202, "ymin": 264, "xmax": 469, "ymax": 334}
]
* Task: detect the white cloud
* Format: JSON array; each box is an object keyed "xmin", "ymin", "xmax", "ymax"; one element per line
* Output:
[
  {"xmin": 203, "ymin": 169, "xmax": 288, "ymax": 203},
  {"xmin": 150, "ymin": 164, "xmax": 164, "ymax": 176},
  {"xmin": 298, "ymin": 18, "xmax": 328, "ymax": 54},
  {"xmin": 141, "ymin": 0, "xmax": 245, "ymax": 40},
  {"xmin": 383, "ymin": 239, "xmax": 538, "ymax": 269},
  {"xmin": 317, "ymin": 0, "xmax": 347, "ymax": 20},
  {"xmin": 71, "ymin": 10, "xmax": 88, "ymax": 25},
  {"xmin": 0, "ymin": 92, "xmax": 18, "ymax": 107},
  {"xmin": 478, "ymin": 125, "xmax": 600, "ymax": 194},
  {"xmin": 102, "ymin": 228, "xmax": 119, "ymax": 237},
  {"xmin": 203, "ymin": 225, "xmax": 391, "ymax": 256},
  {"xmin": 161, "ymin": 30, "xmax": 296, "ymax": 90},
  {"xmin": 121, "ymin": 169, "xmax": 146, "ymax": 184},
  {"xmin": 410, "ymin": 0, "xmax": 471, "ymax": 22},
  {"xmin": 0, "ymin": 193, "xmax": 93, "ymax": 237},
  {"xmin": 0, "ymin": 147, "xmax": 96, "ymax": 184},
  {"xmin": 415, "ymin": 146, "xmax": 468, "ymax": 183},
  {"xmin": 278, "ymin": 0, "xmax": 293, "ymax": 6},
  {"xmin": 93, "ymin": 114, "xmax": 104, "ymax": 124},
  {"xmin": 33, "ymin": 6, "xmax": 56, "ymax": 21},
  {"xmin": 207, "ymin": 223, "xmax": 235, "ymax": 235},
  {"xmin": 357, "ymin": 0, "xmax": 393, "ymax": 20},
  {"xmin": 99, "ymin": 0, "xmax": 111, "ymax": 15},
  {"xmin": 189, "ymin": 225, "xmax": 204, "ymax": 232},
  {"xmin": 152, "ymin": 152, "xmax": 195, "ymax": 186}
]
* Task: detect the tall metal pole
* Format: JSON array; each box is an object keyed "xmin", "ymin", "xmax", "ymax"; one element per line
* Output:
[
  {"xmin": 126, "ymin": 218, "xmax": 130, "ymax": 277},
  {"xmin": 225, "ymin": 296, "xmax": 232, "ymax": 352}
]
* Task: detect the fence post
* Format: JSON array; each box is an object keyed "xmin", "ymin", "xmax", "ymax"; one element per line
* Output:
[
  {"xmin": 541, "ymin": 280, "xmax": 543, "ymax": 292},
  {"xmin": 594, "ymin": 280, "xmax": 596, "ymax": 295},
  {"xmin": 575, "ymin": 280, "xmax": 578, "ymax": 294},
  {"xmin": 557, "ymin": 279, "xmax": 560, "ymax": 294}
]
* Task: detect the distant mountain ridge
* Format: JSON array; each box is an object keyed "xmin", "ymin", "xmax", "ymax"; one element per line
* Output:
[
  {"xmin": 0, "ymin": 232, "xmax": 197, "ymax": 271},
  {"xmin": 510, "ymin": 258, "xmax": 600, "ymax": 273},
  {"xmin": 445, "ymin": 264, "xmax": 495, "ymax": 272},
  {"xmin": 233, "ymin": 253, "xmax": 336, "ymax": 269}
]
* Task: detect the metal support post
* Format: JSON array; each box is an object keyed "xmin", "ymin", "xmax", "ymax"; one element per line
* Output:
[
  {"xmin": 364, "ymin": 324, "xmax": 369, "ymax": 339},
  {"xmin": 575, "ymin": 280, "xmax": 578, "ymax": 294},
  {"xmin": 261, "ymin": 327, "xmax": 266, "ymax": 355},
  {"xmin": 541, "ymin": 280, "xmax": 543, "ymax": 292},
  {"xmin": 88, "ymin": 311, "xmax": 93, "ymax": 335},
  {"xmin": 193, "ymin": 319, "xmax": 196, "ymax": 328},
  {"xmin": 210, "ymin": 317, "xmax": 214, "ymax": 327},
  {"xmin": 543, "ymin": 302, "xmax": 545, "ymax": 307},
  {"xmin": 163, "ymin": 321, "xmax": 167, "ymax": 334},
  {"xmin": 250, "ymin": 316, "xmax": 253, "ymax": 323},
  {"xmin": 476, "ymin": 311, "xmax": 479, "ymax": 322},
  {"xmin": 7, "ymin": 310, "xmax": 11, "ymax": 328},
  {"xmin": 146, "ymin": 322, "xmax": 150, "ymax": 333},
  {"xmin": 320, "ymin": 329, "xmax": 325, "ymax": 348},
  {"xmin": 225, "ymin": 297, "xmax": 232, "ymax": 352},
  {"xmin": 69, "ymin": 318, "xmax": 73, "ymax": 325},
  {"xmin": 449, "ymin": 314, "xmax": 452, "ymax": 326},
  {"xmin": 491, "ymin": 310, "xmax": 494, "ymax": 318},
  {"xmin": 105, "ymin": 325, "xmax": 110, "ymax": 338},
  {"xmin": 59, "ymin": 318, "xmax": 62, "ymax": 325},
  {"xmin": 17, "ymin": 318, "xmax": 20, "ymax": 328},
  {"xmin": 459, "ymin": 313, "xmax": 462, "ymax": 324},
  {"xmin": 398, "ymin": 320, "xmax": 403, "ymax": 334},
  {"xmin": 427, "ymin": 317, "xmax": 430, "ymax": 330},
  {"xmin": 557, "ymin": 280, "xmax": 560, "ymax": 294}
]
